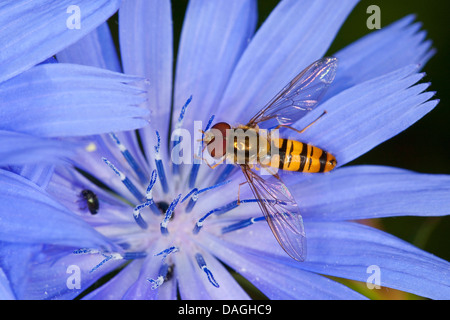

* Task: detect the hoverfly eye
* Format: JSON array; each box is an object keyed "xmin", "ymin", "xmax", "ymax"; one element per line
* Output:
[{"xmin": 206, "ymin": 122, "xmax": 231, "ymax": 159}]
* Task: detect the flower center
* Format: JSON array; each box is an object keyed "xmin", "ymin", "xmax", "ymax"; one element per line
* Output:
[{"xmin": 74, "ymin": 99, "xmax": 267, "ymax": 291}]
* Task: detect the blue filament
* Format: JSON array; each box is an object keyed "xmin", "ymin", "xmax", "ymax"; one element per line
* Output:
[
  {"xmin": 154, "ymin": 246, "xmax": 179, "ymax": 262},
  {"xmin": 133, "ymin": 201, "xmax": 155, "ymax": 229},
  {"xmin": 147, "ymin": 263, "xmax": 172, "ymax": 290},
  {"xmin": 192, "ymin": 208, "xmax": 216, "ymax": 235},
  {"xmin": 182, "ymin": 179, "xmax": 231, "ymax": 213},
  {"xmin": 109, "ymin": 133, "xmax": 148, "ymax": 184},
  {"xmin": 89, "ymin": 254, "xmax": 114, "ymax": 273},
  {"xmin": 145, "ymin": 170, "xmax": 158, "ymax": 198},
  {"xmin": 175, "ymin": 95, "xmax": 192, "ymax": 125},
  {"xmin": 73, "ymin": 248, "xmax": 100, "ymax": 255},
  {"xmin": 74, "ymin": 249, "xmax": 147, "ymax": 273},
  {"xmin": 195, "ymin": 253, "xmax": 219, "ymax": 288},
  {"xmin": 193, "ymin": 198, "xmax": 278, "ymax": 234},
  {"xmin": 102, "ymin": 157, "xmax": 145, "ymax": 202},
  {"xmin": 160, "ymin": 194, "xmax": 182, "ymax": 235},
  {"xmin": 221, "ymin": 216, "xmax": 266, "ymax": 234},
  {"xmin": 213, "ymin": 198, "xmax": 281, "ymax": 216},
  {"xmin": 188, "ymin": 114, "xmax": 215, "ymax": 188},
  {"xmin": 172, "ymin": 96, "xmax": 193, "ymax": 176},
  {"xmin": 154, "ymin": 131, "xmax": 169, "ymax": 193},
  {"xmin": 144, "ymin": 170, "xmax": 164, "ymax": 216},
  {"xmin": 122, "ymin": 251, "xmax": 148, "ymax": 260},
  {"xmin": 188, "ymin": 164, "xmax": 200, "ymax": 189}
]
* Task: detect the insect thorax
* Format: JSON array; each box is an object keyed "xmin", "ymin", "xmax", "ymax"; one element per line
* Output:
[{"xmin": 226, "ymin": 126, "xmax": 272, "ymax": 165}]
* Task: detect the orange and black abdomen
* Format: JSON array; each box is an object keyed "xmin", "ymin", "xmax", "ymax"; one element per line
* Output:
[{"xmin": 271, "ymin": 138, "xmax": 336, "ymax": 173}]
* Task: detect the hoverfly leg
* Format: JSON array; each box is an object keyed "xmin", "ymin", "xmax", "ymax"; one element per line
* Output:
[
  {"xmin": 193, "ymin": 147, "xmax": 222, "ymax": 169},
  {"xmin": 274, "ymin": 110, "xmax": 328, "ymax": 135},
  {"xmin": 200, "ymin": 155, "xmax": 225, "ymax": 170}
]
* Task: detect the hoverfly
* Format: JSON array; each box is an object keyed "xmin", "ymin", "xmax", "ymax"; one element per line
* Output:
[{"xmin": 203, "ymin": 57, "xmax": 338, "ymax": 261}]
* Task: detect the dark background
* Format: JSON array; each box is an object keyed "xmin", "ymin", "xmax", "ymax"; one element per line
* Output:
[{"xmin": 111, "ymin": 1, "xmax": 450, "ymax": 299}]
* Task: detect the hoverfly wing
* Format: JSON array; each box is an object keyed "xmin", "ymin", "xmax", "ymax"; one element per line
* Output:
[
  {"xmin": 240, "ymin": 165, "xmax": 306, "ymax": 261},
  {"xmin": 247, "ymin": 57, "xmax": 337, "ymax": 129}
]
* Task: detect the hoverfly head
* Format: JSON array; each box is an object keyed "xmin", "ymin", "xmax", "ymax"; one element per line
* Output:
[{"xmin": 205, "ymin": 122, "xmax": 231, "ymax": 159}]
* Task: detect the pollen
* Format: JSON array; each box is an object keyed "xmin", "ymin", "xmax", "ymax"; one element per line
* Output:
[{"xmin": 85, "ymin": 142, "xmax": 97, "ymax": 152}]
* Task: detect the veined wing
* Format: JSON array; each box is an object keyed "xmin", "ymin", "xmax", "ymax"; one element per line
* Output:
[
  {"xmin": 247, "ymin": 57, "xmax": 337, "ymax": 129},
  {"xmin": 240, "ymin": 165, "xmax": 306, "ymax": 261}
]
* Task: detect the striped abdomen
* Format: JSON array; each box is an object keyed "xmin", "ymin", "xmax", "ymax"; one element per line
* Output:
[{"xmin": 269, "ymin": 138, "xmax": 336, "ymax": 173}]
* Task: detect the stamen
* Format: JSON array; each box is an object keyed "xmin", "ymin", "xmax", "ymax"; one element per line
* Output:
[
  {"xmin": 89, "ymin": 253, "xmax": 117, "ymax": 273},
  {"xmin": 73, "ymin": 248, "xmax": 100, "ymax": 255},
  {"xmin": 221, "ymin": 216, "xmax": 265, "ymax": 234},
  {"xmin": 213, "ymin": 199, "xmax": 281, "ymax": 216},
  {"xmin": 74, "ymin": 249, "xmax": 147, "ymax": 273},
  {"xmin": 154, "ymin": 131, "xmax": 169, "ymax": 194},
  {"xmin": 192, "ymin": 206, "xmax": 221, "ymax": 235},
  {"xmin": 181, "ymin": 179, "xmax": 231, "ymax": 213},
  {"xmin": 147, "ymin": 263, "xmax": 172, "ymax": 290},
  {"xmin": 188, "ymin": 114, "xmax": 215, "ymax": 188},
  {"xmin": 109, "ymin": 133, "xmax": 148, "ymax": 184},
  {"xmin": 145, "ymin": 169, "xmax": 158, "ymax": 199},
  {"xmin": 154, "ymin": 246, "xmax": 179, "ymax": 262},
  {"xmin": 133, "ymin": 201, "xmax": 153, "ymax": 229},
  {"xmin": 195, "ymin": 253, "xmax": 219, "ymax": 288},
  {"xmin": 193, "ymin": 198, "xmax": 278, "ymax": 234},
  {"xmin": 160, "ymin": 194, "xmax": 182, "ymax": 235},
  {"xmin": 175, "ymin": 96, "xmax": 192, "ymax": 127},
  {"xmin": 122, "ymin": 251, "xmax": 148, "ymax": 260},
  {"xmin": 145, "ymin": 170, "xmax": 164, "ymax": 216},
  {"xmin": 172, "ymin": 96, "xmax": 193, "ymax": 176},
  {"xmin": 102, "ymin": 157, "xmax": 145, "ymax": 202}
]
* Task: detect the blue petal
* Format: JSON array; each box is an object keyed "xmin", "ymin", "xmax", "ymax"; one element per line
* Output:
[
  {"xmin": 199, "ymin": 231, "xmax": 366, "ymax": 299},
  {"xmin": 292, "ymin": 64, "xmax": 438, "ymax": 165},
  {"xmin": 205, "ymin": 220, "xmax": 450, "ymax": 299},
  {"xmin": 56, "ymin": 22, "xmax": 121, "ymax": 72},
  {"xmin": 216, "ymin": 0, "xmax": 359, "ymax": 124},
  {"xmin": 173, "ymin": 0, "xmax": 257, "ymax": 128},
  {"xmin": 0, "ymin": 0, "xmax": 121, "ymax": 83},
  {"xmin": 82, "ymin": 260, "xmax": 144, "ymax": 300},
  {"xmin": 0, "ymin": 130, "xmax": 78, "ymax": 165},
  {"xmin": 0, "ymin": 63, "xmax": 149, "ymax": 137},
  {"xmin": 174, "ymin": 247, "xmax": 249, "ymax": 299},
  {"xmin": 18, "ymin": 247, "xmax": 124, "ymax": 299},
  {"xmin": 302, "ymin": 221, "xmax": 450, "ymax": 300},
  {"xmin": 119, "ymin": 0, "xmax": 174, "ymax": 159},
  {"xmin": 0, "ymin": 267, "xmax": 15, "ymax": 300},
  {"xmin": 326, "ymin": 15, "xmax": 434, "ymax": 99},
  {"xmin": 0, "ymin": 169, "xmax": 113, "ymax": 249},
  {"xmin": 7, "ymin": 163, "xmax": 54, "ymax": 189},
  {"xmin": 0, "ymin": 243, "xmax": 41, "ymax": 299},
  {"xmin": 288, "ymin": 165, "xmax": 450, "ymax": 221}
]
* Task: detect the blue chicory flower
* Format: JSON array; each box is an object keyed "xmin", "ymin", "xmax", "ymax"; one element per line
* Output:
[{"xmin": 1, "ymin": 0, "xmax": 449, "ymax": 300}]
